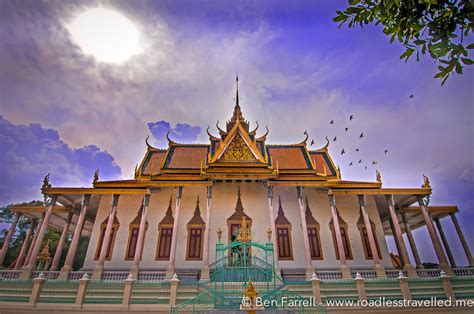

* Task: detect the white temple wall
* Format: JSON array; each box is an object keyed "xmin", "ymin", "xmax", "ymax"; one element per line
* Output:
[{"xmin": 82, "ymin": 183, "xmax": 392, "ymax": 270}]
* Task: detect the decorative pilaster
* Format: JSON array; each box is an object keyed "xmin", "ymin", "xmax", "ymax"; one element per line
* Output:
[
  {"xmin": 167, "ymin": 186, "xmax": 183, "ymax": 279},
  {"xmin": 16, "ymin": 219, "xmax": 37, "ymax": 269},
  {"xmin": 22, "ymin": 195, "xmax": 58, "ymax": 279},
  {"xmin": 398, "ymin": 272, "xmax": 411, "ymax": 301},
  {"xmin": 296, "ymin": 186, "xmax": 314, "ymax": 279},
  {"xmin": 354, "ymin": 272, "xmax": 367, "ymax": 301},
  {"xmin": 201, "ymin": 186, "xmax": 212, "ymax": 281},
  {"xmin": 0, "ymin": 212, "xmax": 20, "ymax": 266},
  {"xmin": 358, "ymin": 195, "xmax": 386, "ymax": 278},
  {"xmin": 169, "ymin": 273, "xmax": 180, "ymax": 306},
  {"xmin": 29, "ymin": 273, "xmax": 46, "ymax": 305},
  {"xmin": 130, "ymin": 190, "xmax": 151, "ymax": 278},
  {"xmin": 440, "ymin": 271, "xmax": 456, "ymax": 301},
  {"xmin": 93, "ymin": 194, "xmax": 120, "ymax": 280},
  {"xmin": 122, "ymin": 274, "xmax": 135, "ymax": 306},
  {"xmin": 434, "ymin": 217, "xmax": 456, "ymax": 267},
  {"xmin": 400, "ymin": 210, "xmax": 423, "ymax": 269},
  {"xmin": 60, "ymin": 194, "xmax": 90, "ymax": 279},
  {"xmin": 328, "ymin": 193, "xmax": 351, "ymax": 279},
  {"xmin": 75, "ymin": 273, "xmax": 90, "ymax": 306},
  {"xmin": 50, "ymin": 210, "xmax": 74, "ymax": 271},
  {"xmin": 386, "ymin": 195, "xmax": 416, "ymax": 277},
  {"xmin": 416, "ymin": 196, "xmax": 451, "ymax": 274},
  {"xmin": 310, "ymin": 273, "xmax": 322, "ymax": 304},
  {"xmin": 267, "ymin": 186, "xmax": 280, "ymax": 275},
  {"xmin": 450, "ymin": 212, "xmax": 474, "ymax": 267}
]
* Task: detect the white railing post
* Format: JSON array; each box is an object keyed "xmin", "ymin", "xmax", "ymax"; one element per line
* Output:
[
  {"xmin": 75, "ymin": 273, "xmax": 90, "ymax": 306},
  {"xmin": 354, "ymin": 272, "xmax": 367, "ymax": 301},
  {"xmin": 398, "ymin": 271, "xmax": 411, "ymax": 301},
  {"xmin": 29, "ymin": 272, "xmax": 46, "ymax": 306},
  {"xmin": 311, "ymin": 272, "xmax": 322, "ymax": 304}
]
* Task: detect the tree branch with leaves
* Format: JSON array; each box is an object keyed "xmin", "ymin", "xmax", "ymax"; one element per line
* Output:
[{"xmin": 334, "ymin": 0, "xmax": 473, "ymax": 84}]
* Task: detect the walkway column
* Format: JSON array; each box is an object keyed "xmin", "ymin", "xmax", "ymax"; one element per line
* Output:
[
  {"xmin": 328, "ymin": 193, "xmax": 351, "ymax": 279},
  {"xmin": 386, "ymin": 195, "xmax": 416, "ymax": 277},
  {"xmin": 450, "ymin": 212, "xmax": 474, "ymax": 267},
  {"xmin": 0, "ymin": 212, "xmax": 21, "ymax": 266},
  {"xmin": 130, "ymin": 190, "xmax": 151, "ymax": 278},
  {"xmin": 16, "ymin": 219, "xmax": 37, "ymax": 269},
  {"xmin": 358, "ymin": 195, "xmax": 386, "ymax": 278},
  {"xmin": 93, "ymin": 194, "xmax": 120, "ymax": 280},
  {"xmin": 167, "ymin": 186, "xmax": 183, "ymax": 278},
  {"xmin": 59, "ymin": 194, "xmax": 90, "ymax": 279},
  {"xmin": 400, "ymin": 210, "xmax": 423, "ymax": 269},
  {"xmin": 267, "ymin": 187, "xmax": 280, "ymax": 275},
  {"xmin": 21, "ymin": 195, "xmax": 58, "ymax": 278},
  {"xmin": 24, "ymin": 214, "xmax": 44, "ymax": 267},
  {"xmin": 201, "ymin": 186, "xmax": 212, "ymax": 281},
  {"xmin": 50, "ymin": 210, "xmax": 74, "ymax": 271},
  {"xmin": 434, "ymin": 217, "xmax": 456, "ymax": 267},
  {"xmin": 297, "ymin": 187, "xmax": 314, "ymax": 279},
  {"xmin": 416, "ymin": 196, "xmax": 451, "ymax": 274}
]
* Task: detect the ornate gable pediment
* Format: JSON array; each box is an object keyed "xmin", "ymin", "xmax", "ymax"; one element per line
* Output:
[{"xmin": 220, "ymin": 133, "xmax": 256, "ymax": 162}]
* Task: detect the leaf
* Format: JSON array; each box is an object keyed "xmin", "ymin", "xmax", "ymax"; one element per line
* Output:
[
  {"xmin": 455, "ymin": 62, "xmax": 463, "ymax": 74},
  {"xmin": 466, "ymin": 44, "xmax": 474, "ymax": 50},
  {"xmin": 400, "ymin": 48, "xmax": 415, "ymax": 62},
  {"xmin": 461, "ymin": 58, "xmax": 473, "ymax": 65}
]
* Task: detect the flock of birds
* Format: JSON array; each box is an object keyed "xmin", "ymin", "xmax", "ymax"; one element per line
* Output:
[{"xmin": 309, "ymin": 114, "xmax": 390, "ymax": 170}]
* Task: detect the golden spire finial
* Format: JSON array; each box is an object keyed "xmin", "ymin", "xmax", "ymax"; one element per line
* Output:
[
  {"xmin": 422, "ymin": 174, "xmax": 431, "ymax": 189},
  {"xmin": 93, "ymin": 169, "xmax": 99, "ymax": 185},
  {"xmin": 236, "ymin": 216, "xmax": 251, "ymax": 242},
  {"xmin": 217, "ymin": 228, "xmax": 222, "ymax": 242},
  {"xmin": 376, "ymin": 170, "xmax": 382, "ymax": 185}
]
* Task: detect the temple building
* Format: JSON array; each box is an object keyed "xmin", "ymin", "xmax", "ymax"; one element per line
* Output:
[{"xmin": 0, "ymin": 78, "xmax": 473, "ymax": 311}]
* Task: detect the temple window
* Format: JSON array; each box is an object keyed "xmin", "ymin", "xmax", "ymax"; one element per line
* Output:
[
  {"xmin": 275, "ymin": 196, "xmax": 293, "ymax": 260},
  {"xmin": 305, "ymin": 197, "xmax": 323, "ymax": 260},
  {"xmin": 186, "ymin": 197, "xmax": 205, "ymax": 260},
  {"xmin": 125, "ymin": 206, "xmax": 148, "ymax": 260},
  {"xmin": 94, "ymin": 216, "xmax": 120, "ymax": 260},
  {"xmin": 329, "ymin": 214, "xmax": 353, "ymax": 260},
  {"xmin": 156, "ymin": 196, "xmax": 174, "ymax": 260},
  {"xmin": 357, "ymin": 214, "xmax": 382, "ymax": 260}
]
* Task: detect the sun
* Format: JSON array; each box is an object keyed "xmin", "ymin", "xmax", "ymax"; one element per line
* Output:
[{"xmin": 66, "ymin": 8, "xmax": 141, "ymax": 64}]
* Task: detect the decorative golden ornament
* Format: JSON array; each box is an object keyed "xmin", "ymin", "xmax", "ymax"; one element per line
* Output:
[
  {"xmin": 267, "ymin": 228, "xmax": 272, "ymax": 242},
  {"xmin": 421, "ymin": 174, "xmax": 431, "ymax": 189},
  {"xmin": 236, "ymin": 216, "xmax": 251, "ymax": 242},
  {"xmin": 376, "ymin": 170, "xmax": 382, "ymax": 184},
  {"xmin": 217, "ymin": 228, "xmax": 222, "ymax": 242},
  {"xmin": 221, "ymin": 134, "xmax": 255, "ymax": 161}
]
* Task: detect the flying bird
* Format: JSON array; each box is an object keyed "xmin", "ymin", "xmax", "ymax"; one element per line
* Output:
[
  {"xmin": 350, "ymin": 115, "xmax": 354, "ymax": 121},
  {"xmin": 359, "ymin": 132, "xmax": 364, "ymax": 138},
  {"xmin": 333, "ymin": 136, "xmax": 337, "ymax": 142},
  {"xmin": 410, "ymin": 94, "xmax": 414, "ymax": 99},
  {"xmin": 358, "ymin": 159, "xmax": 362, "ymax": 163},
  {"xmin": 345, "ymin": 127, "xmax": 349, "ymax": 132},
  {"xmin": 384, "ymin": 149, "xmax": 389, "ymax": 154},
  {"xmin": 310, "ymin": 139, "xmax": 315, "ymax": 146},
  {"xmin": 372, "ymin": 161, "xmax": 377, "ymax": 165},
  {"xmin": 355, "ymin": 148, "xmax": 359, "ymax": 152},
  {"xmin": 330, "ymin": 120, "xmax": 334, "ymax": 125},
  {"xmin": 341, "ymin": 149, "xmax": 345, "ymax": 155},
  {"xmin": 365, "ymin": 166, "xmax": 368, "ymax": 170},
  {"xmin": 349, "ymin": 162, "xmax": 353, "ymax": 166}
]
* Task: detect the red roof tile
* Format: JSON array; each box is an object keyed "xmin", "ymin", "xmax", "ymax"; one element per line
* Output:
[
  {"xmin": 165, "ymin": 146, "xmax": 209, "ymax": 169},
  {"xmin": 267, "ymin": 146, "xmax": 312, "ymax": 170}
]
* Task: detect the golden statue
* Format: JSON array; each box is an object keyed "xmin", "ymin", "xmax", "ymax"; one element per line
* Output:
[
  {"xmin": 421, "ymin": 174, "xmax": 431, "ymax": 189},
  {"xmin": 237, "ymin": 217, "xmax": 251, "ymax": 242},
  {"xmin": 376, "ymin": 170, "xmax": 382, "ymax": 184},
  {"xmin": 217, "ymin": 228, "xmax": 222, "ymax": 242},
  {"xmin": 240, "ymin": 279, "xmax": 264, "ymax": 312}
]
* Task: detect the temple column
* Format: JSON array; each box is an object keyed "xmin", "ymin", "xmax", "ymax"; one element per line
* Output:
[
  {"xmin": 297, "ymin": 187, "xmax": 314, "ymax": 279},
  {"xmin": 201, "ymin": 186, "xmax": 212, "ymax": 281},
  {"xmin": 167, "ymin": 186, "xmax": 183, "ymax": 278},
  {"xmin": 24, "ymin": 214, "xmax": 44, "ymax": 267},
  {"xmin": 433, "ymin": 217, "xmax": 456, "ymax": 267},
  {"xmin": 92, "ymin": 194, "xmax": 120, "ymax": 280},
  {"xmin": 59, "ymin": 194, "xmax": 90, "ymax": 279},
  {"xmin": 50, "ymin": 211, "xmax": 74, "ymax": 271},
  {"xmin": 130, "ymin": 190, "xmax": 151, "ymax": 278},
  {"xmin": 0, "ymin": 212, "xmax": 20, "ymax": 266},
  {"xmin": 450, "ymin": 212, "xmax": 474, "ymax": 267},
  {"xmin": 386, "ymin": 195, "xmax": 416, "ymax": 277},
  {"xmin": 16, "ymin": 219, "xmax": 37, "ymax": 269},
  {"xmin": 328, "ymin": 193, "xmax": 351, "ymax": 279},
  {"xmin": 416, "ymin": 196, "xmax": 451, "ymax": 274},
  {"xmin": 358, "ymin": 195, "xmax": 386, "ymax": 278},
  {"xmin": 267, "ymin": 187, "xmax": 280, "ymax": 275},
  {"xmin": 21, "ymin": 195, "xmax": 58, "ymax": 278},
  {"xmin": 400, "ymin": 210, "xmax": 423, "ymax": 269}
]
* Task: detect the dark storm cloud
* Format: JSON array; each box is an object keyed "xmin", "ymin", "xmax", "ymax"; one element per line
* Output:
[{"xmin": 0, "ymin": 115, "xmax": 121, "ymax": 205}]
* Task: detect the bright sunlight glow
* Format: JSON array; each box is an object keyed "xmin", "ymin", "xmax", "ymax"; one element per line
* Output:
[{"xmin": 66, "ymin": 8, "xmax": 141, "ymax": 64}]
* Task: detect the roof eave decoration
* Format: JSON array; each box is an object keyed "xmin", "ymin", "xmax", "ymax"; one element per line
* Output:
[
  {"xmin": 255, "ymin": 126, "xmax": 269, "ymax": 142},
  {"xmin": 206, "ymin": 126, "xmax": 219, "ymax": 141},
  {"xmin": 297, "ymin": 130, "xmax": 309, "ymax": 146},
  {"xmin": 216, "ymin": 120, "xmax": 228, "ymax": 137},
  {"xmin": 166, "ymin": 131, "xmax": 177, "ymax": 145},
  {"xmin": 248, "ymin": 120, "xmax": 259, "ymax": 137},
  {"xmin": 145, "ymin": 135, "xmax": 159, "ymax": 152}
]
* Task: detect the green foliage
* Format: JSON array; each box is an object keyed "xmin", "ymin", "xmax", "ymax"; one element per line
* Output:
[{"xmin": 334, "ymin": 0, "xmax": 473, "ymax": 85}]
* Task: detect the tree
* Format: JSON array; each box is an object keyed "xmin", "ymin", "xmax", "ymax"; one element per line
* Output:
[{"xmin": 334, "ymin": 0, "xmax": 473, "ymax": 84}]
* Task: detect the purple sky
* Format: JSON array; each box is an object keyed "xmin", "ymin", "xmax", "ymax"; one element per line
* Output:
[{"xmin": 0, "ymin": 0, "xmax": 472, "ymax": 265}]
